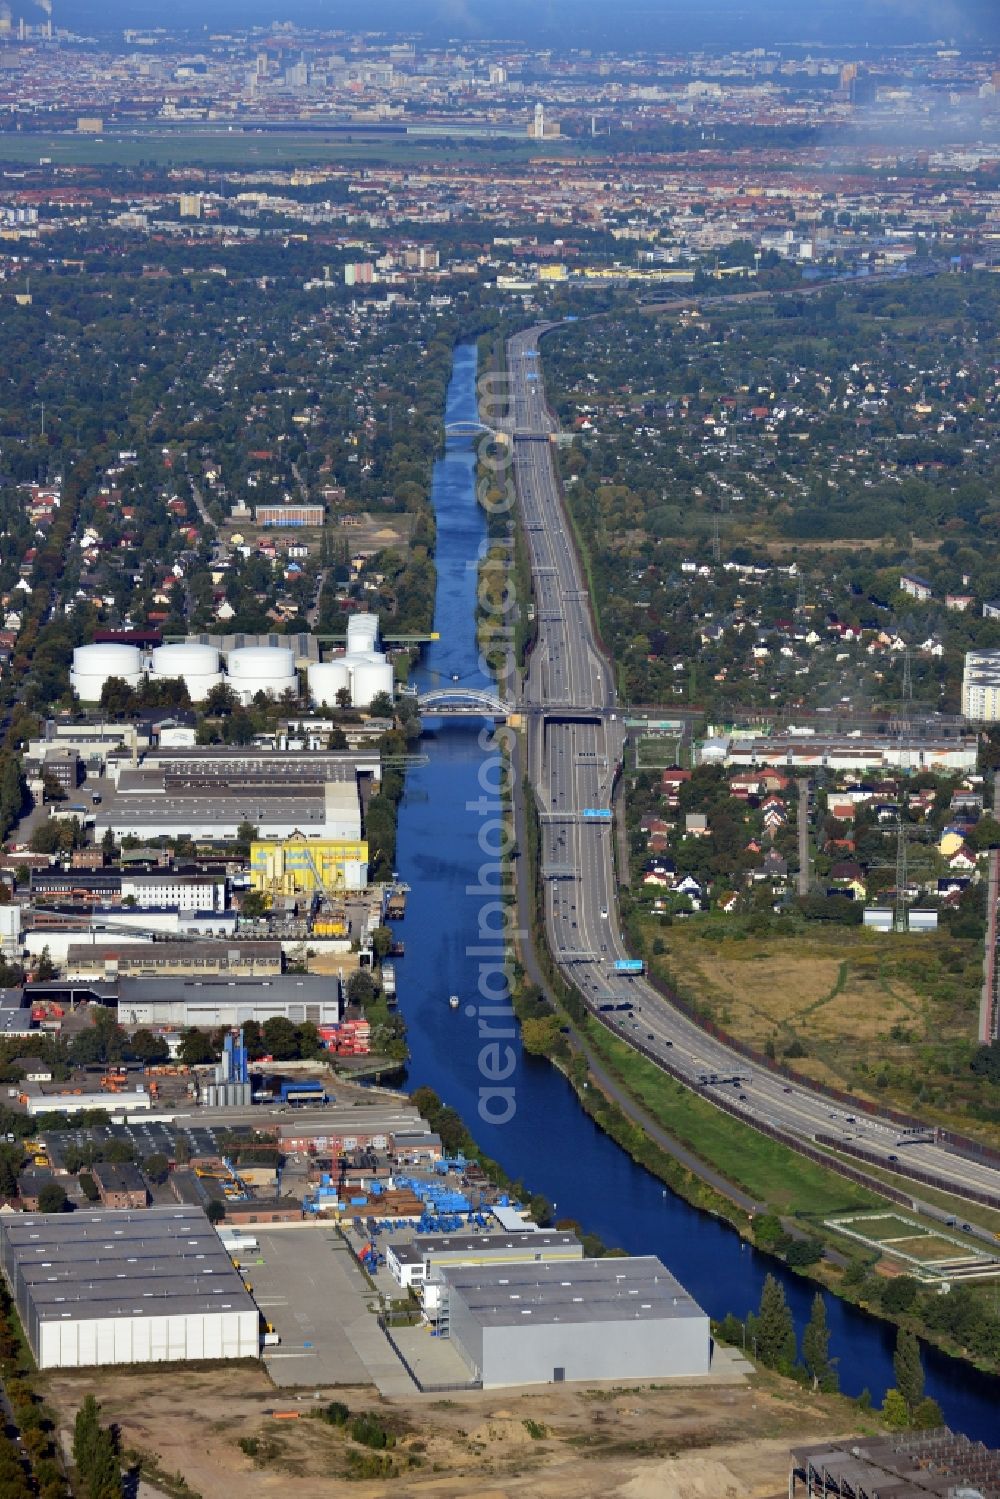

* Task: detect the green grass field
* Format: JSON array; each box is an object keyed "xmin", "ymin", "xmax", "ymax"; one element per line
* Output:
[
  {"xmin": 0, "ymin": 129, "xmax": 565, "ymax": 169},
  {"xmin": 584, "ymin": 1020, "xmax": 883, "ymax": 1219}
]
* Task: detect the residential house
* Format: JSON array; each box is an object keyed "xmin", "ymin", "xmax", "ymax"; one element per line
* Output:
[
  {"xmin": 830, "ymin": 861, "xmax": 867, "ymax": 900},
  {"xmin": 761, "ymin": 797, "xmax": 787, "ymax": 836},
  {"xmin": 753, "ymin": 848, "xmax": 789, "ymax": 884},
  {"xmin": 674, "ymin": 874, "xmax": 704, "ymax": 909},
  {"xmin": 660, "ymin": 768, "xmax": 692, "ymax": 807},
  {"xmin": 900, "ymin": 574, "xmax": 932, "ymax": 601}
]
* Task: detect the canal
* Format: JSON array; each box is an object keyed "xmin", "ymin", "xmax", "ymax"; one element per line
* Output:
[{"xmin": 393, "ymin": 339, "xmax": 1000, "ymax": 1442}]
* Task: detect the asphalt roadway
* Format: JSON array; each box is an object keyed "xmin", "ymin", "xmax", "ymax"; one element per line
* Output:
[{"xmin": 505, "ymin": 323, "xmax": 1000, "ymax": 1213}]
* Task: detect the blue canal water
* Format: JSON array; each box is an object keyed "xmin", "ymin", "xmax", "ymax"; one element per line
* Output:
[{"xmin": 392, "ymin": 341, "xmax": 1000, "ymax": 1443}]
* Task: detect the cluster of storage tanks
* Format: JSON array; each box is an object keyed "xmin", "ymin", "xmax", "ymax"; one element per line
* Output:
[
  {"xmin": 201, "ymin": 1081, "xmax": 253, "ymax": 1109},
  {"xmin": 306, "ymin": 612, "xmax": 394, "ymax": 711},
  {"xmin": 69, "ymin": 613, "xmax": 395, "ymax": 711}
]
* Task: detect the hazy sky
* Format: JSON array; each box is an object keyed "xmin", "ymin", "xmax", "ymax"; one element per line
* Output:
[{"xmin": 37, "ymin": 0, "xmax": 1000, "ymax": 48}]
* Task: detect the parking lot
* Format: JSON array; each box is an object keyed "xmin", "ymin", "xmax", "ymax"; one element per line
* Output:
[{"xmin": 249, "ymin": 1225, "xmax": 415, "ymax": 1393}]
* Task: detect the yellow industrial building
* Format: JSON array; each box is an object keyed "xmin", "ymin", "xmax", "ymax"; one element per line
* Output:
[{"xmin": 250, "ymin": 837, "xmax": 369, "ymax": 897}]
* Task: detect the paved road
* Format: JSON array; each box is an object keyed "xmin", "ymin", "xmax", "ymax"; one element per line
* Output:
[
  {"xmin": 797, "ymin": 779, "xmax": 811, "ymax": 898},
  {"xmin": 506, "ymin": 323, "xmax": 1000, "ymax": 1214}
]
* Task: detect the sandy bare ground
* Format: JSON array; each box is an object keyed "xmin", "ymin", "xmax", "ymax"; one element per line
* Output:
[{"xmin": 40, "ymin": 1364, "xmax": 874, "ymax": 1499}]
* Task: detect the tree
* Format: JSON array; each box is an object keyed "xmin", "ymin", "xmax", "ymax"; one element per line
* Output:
[
  {"xmin": 882, "ymin": 1275, "xmax": 919, "ymax": 1314},
  {"xmin": 177, "ymin": 1028, "xmax": 218, "ymax": 1067},
  {"xmin": 881, "ymin": 1387, "xmax": 910, "ymax": 1429},
  {"xmin": 98, "ymin": 676, "xmax": 136, "ymax": 716},
  {"xmin": 894, "ymin": 1328, "xmax": 925, "ymax": 1414},
  {"xmin": 204, "ymin": 681, "xmax": 238, "ymax": 716},
  {"xmin": 35, "ymin": 946, "xmax": 56, "ymax": 982},
  {"xmin": 241, "ymin": 1018, "xmax": 266, "ymax": 1059},
  {"xmin": 912, "ymin": 1396, "xmax": 944, "ymax": 1429},
  {"xmin": 38, "ymin": 1182, "xmax": 67, "ymax": 1214},
  {"xmin": 205, "ymin": 1198, "xmax": 226, "ymax": 1225},
  {"xmin": 143, "ymin": 1153, "xmax": 169, "ymax": 1185},
  {"xmin": 80, "ymin": 1427, "xmax": 120, "ymax": 1499},
  {"xmin": 371, "ymin": 925, "xmax": 392, "ymax": 959},
  {"xmin": 802, "ymin": 1292, "xmax": 836, "ymax": 1392},
  {"xmin": 126, "ymin": 1028, "xmax": 168, "ymax": 1064},
  {"xmin": 234, "ymin": 820, "xmax": 258, "ymax": 852},
  {"xmin": 335, "ymin": 686, "xmax": 351, "ymax": 709},
  {"xmin": 347, "ymin": 969, "xmax": 378, "ymax": 1007},
  {"xmin": 368, "ymin": 691, "xmax": 394, "ymax": 718},
  {"xmin": 261, "ymin": 1016, "xmax": 300, "ymax": 1061},
  {"xmin": 753, "ymin": 1273, "xmax": 797, "ymax": 1372},
  {"xmin": 73, "ymin": 1392, "xmax": 122, "ymax": 1494},
  {"xmin": 0, "ymin": 1141, "xmax": 24, "ymax": 1197},
  {"xmin": 73, "ymin": 1395, "xmax": 101, "ymax": 1472},
  {"xmin": 79, "ymin": 1173, "xmax": 99, "ymax": 1202},
  {"xmin": 240, "ymin": 890, "xmax": 269, "ymax": 920},
  {"xmin": 68, "ymin": 1007, "xmax": 125, "ymax": 1067}
]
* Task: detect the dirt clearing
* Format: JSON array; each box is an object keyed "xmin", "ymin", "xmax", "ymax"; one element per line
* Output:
[{"xmin": 41, "ymin": 1362, "xmax": 878, "ymax": 1499}]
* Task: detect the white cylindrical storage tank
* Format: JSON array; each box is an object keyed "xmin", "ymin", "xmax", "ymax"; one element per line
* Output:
[
  {"xmin": 225, "ymin": 646, "xmax": 296, "ymax": 704},
  {"xmin": 149, "ymin": 643, "xmax": 223, "ymax": 703},
  {"xmin": 70, "ymin": 643, "xmax": 144, "ymax": 703},
  {"xmin": 343, "ymin": 650, "xmax": 385, "ymax": 669},
  {"xmin": 346, "ymin": 613, "xmax": 379, "ymax": 653},
  {"xmin": 350, "ymin": 660, "xmax": 395, "ymax": 709},
  {"xmin": 307, "ymin": 659, "xmax": 352, "ymax": 707}
]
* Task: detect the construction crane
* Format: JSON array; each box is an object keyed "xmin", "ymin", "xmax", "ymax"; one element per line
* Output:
[{"xmin": 300, "ymin": 842, "xmax": 349, "ymax": 934}]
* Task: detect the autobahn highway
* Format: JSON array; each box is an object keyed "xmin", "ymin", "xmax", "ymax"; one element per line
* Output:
[{"xmin": 506, "ymin": 322, "xmax": 1000, "ymax": 1213}]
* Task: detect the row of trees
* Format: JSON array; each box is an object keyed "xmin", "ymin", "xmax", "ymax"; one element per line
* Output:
[
  {"xmin": 73, "ymin": 1397, "xmax": 121, "ymax": 1499},
  {"xmin": 0, "ymin": 1273, "xmax": 68, "ymax": 1496},
  {"xmin": 719, "ymin": 1274, "xmax": 943, "ymax": 1428}
]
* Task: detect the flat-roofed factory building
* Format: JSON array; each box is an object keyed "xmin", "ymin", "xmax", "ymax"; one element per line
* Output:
[
  {"xmin": 116, "ymin": 973, "xmax": 342, "ymax": 1028},
  {"xmin": 0, "ymin": 1205, "xmax": 260, "ymax": 1369},
  {"xmin": 388, "ymin": 1231, "xmax": 584, "ymax": 1312},
  {"xmin": 438, "ymin": 1256, "xmax": 710, "ymax": 1389}
]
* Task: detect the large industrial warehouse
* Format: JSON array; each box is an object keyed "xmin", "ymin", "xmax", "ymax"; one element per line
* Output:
[
  {"xmin": 115, "ymin": 973, "xmax": 343, "ymax": 1027},
  {"xmin": 438, "ymin": 1256, "xmax": 710, "ymax": 1389},
  {"xmin": 0, "ymin": 1206, "xmax": 260, "ymax": 1369}
]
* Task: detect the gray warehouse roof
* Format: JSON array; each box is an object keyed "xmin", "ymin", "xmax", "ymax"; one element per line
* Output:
[
  {"xmin": 440, "ymin": 1256, "xmax": 706, "ymax": 1328},
  {"xmin": 392, "ymin": 1230, "xmax": 582, "ymax": 1266},
  {"xmin": 0, "ymin": 1206, "xmax": 256, "ymax": 1324},
  {"xmin": 99, "ymin": 787, "xmax": 330, "ymax": 826},
  {"xmin": 117, "ymin": 974, "xmax": 339, "ymax": 1004}
]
